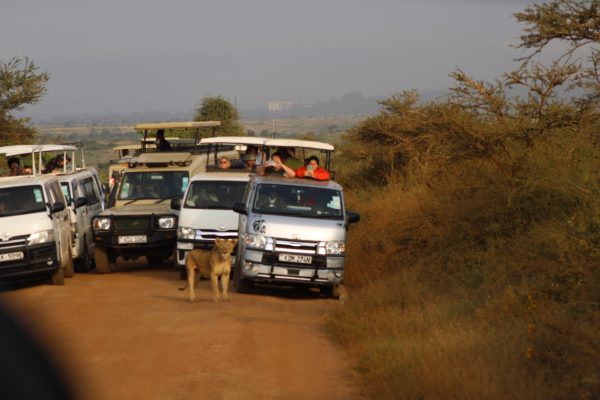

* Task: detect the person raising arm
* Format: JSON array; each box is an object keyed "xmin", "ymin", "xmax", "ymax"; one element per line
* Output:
[{"xmin": 295, "ymin": 156, "xmax": 330, "ymax": 181}]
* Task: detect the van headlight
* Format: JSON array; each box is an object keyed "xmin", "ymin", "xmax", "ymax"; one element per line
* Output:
[
  {"xmin": 243, "ymin": 233, "xmax": 267, "ymax": 249},
  {"xmin": 28, "ymin": 230, "xmax": 54, "ymax": 245},
  {"xmin": 158, "ymin": 216, "xmax": 177, "ymax": 229},
  {"xmin": 321, "ymin": 241, "xmax": 345, "ymax": 255},
  {"xmin": 178, "ymin": 226, "xmax": 195, "ymax": 240},
  {"xmin": 93, "ymin": 217, "xmax": 111, "ymax": 231}
]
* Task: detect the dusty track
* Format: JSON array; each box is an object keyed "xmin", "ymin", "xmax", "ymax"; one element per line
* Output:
[{"xmin": 0, "ymin": 259, "xmax": 365, "ymax": 400}]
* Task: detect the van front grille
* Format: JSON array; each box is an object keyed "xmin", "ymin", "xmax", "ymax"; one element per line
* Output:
[
  {"xmin": 114, "ymin": 217, "xmax": 151, "ymax": 232},
  {"xmin": 273, "ymin": 239, "xmax": 318, "ymax": 255}
]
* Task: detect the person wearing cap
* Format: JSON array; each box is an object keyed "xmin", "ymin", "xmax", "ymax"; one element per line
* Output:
[{"xmin": 244, "ymin": 154, "xmax": 257, "ymax": 171}]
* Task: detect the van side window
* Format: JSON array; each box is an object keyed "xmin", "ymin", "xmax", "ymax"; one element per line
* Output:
[
  {"xmin": 81, "ymin": 177, "xmax": 100, "ymax": 205},
  {"xmin": 45, "ymin": 182, "xmax": 65, "ymax": 206}
]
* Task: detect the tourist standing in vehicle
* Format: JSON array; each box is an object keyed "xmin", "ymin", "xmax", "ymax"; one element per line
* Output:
[
  {"xmin": 259, "ymin": 152, "xmax": 295, "ymax": 178},
  {"xmin": 295, "ymin": 156, "xmax": 330, "ymax": 181},
  {"xmin": 244, "ymin": 154, "xmax": 257, "ymax": 172},
  {"xmin": 156, "ymin": 129, "xmax": 172, "ymax": 151},
  {"xmin": 219, "ymin": 156, "xmax": 232, "ymax": 169},
  {"xmin": 7, "ymin": 157, "xmax": 23, "ymax": 176},
  {"xmin": 281, "ymin": 147, "xmax": 303, "ymax": 170}
]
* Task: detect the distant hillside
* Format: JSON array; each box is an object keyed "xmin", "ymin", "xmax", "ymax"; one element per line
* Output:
[{"xmin": 31, "ymin": 90, "xmax": 447, "ymax": 126}]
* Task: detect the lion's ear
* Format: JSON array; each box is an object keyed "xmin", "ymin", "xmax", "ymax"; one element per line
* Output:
[
  {"xmin": 215, "ymin": 237, "xmax": 221, "ymax": 244},
  {"xmin": 231, "ymin": 239, "xmax": 237, "ymax": 246}
]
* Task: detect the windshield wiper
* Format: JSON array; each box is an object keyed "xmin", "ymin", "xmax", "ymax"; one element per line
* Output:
[
  {"xmin": 123, "ymin": 197, "xmax": 154, "ymax": 206},
  {"xmin": 154, "ymin": 195, "xmax": 178, "ymax": 204}
]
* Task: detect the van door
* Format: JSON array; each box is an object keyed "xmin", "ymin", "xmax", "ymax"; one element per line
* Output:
[
  {"xmin": 79, "ymin": 176, "xmax": 103, "ymax": 251},
  {"xmin": 45, "ymin": 181, "xmax": 70, "ymax": 265}
]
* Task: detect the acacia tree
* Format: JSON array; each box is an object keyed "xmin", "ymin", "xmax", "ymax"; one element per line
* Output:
[
  {"xmin": 0, "ymin": 57, "xmax": 49, "ymax": 145},
  {"xmin": 194, "ymin": 95, "xmax": 244, "ymax": 136}
]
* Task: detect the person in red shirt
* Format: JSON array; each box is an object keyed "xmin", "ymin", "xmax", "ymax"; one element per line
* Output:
[{"xmin": 295, "ymin": 156, "xmax": 330, "ymax": 181}]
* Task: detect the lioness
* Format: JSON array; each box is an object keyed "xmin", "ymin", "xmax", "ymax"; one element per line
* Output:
[{"xmin": 179, "ymin": 238, "xmax": 237, "ymax": 303}]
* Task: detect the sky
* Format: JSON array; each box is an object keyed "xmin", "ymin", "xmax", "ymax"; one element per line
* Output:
[{"xmin": 1, "ymin": 0, "xmax": 542, "ymax": 118}]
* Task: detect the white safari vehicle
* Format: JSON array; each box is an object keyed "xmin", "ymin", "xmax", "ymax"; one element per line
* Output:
[
  {"xmin": 0, "ymin": 145, "xmax": 75, "ymax": 285},
  {"xmin": 92, "ymin": 121, "xmax": 221, "ymax": 273},
  {"xmin": 173, "ymin": 136, "xmax": 265, "ymax": 278},
  {"xmin": 53, "ymin": 146, "xmax": 105, "ymax": 272},
  {"xmin": 231, "ymin": 139, "xmax": 360, "ymax": 298}
]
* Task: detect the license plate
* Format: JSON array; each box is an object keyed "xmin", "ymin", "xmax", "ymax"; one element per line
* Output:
[
  {"xmin": 0, "ymin": 251, "xmax": 24, "ymax": 262},
  {"xmin": 118, "ymin": 235, "xmax": 147, "ymax": 244},
  {"xmin": 278, "ymin": 254, "xmax": 312, "ymax": 264}
]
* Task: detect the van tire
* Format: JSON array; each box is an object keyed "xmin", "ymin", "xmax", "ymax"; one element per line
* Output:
[
  {"xmin": 95, "ymin": 246, "xmax": 114, "ymax": 274},
  {"xmin": 50, "ymin": 268, "xmax": 65, "ymax": 285},
  {"xmin": 75, "ymin": 242, "xmax": 93, "ymax": 272},
  {"xmin": 233, "ymin": 264, "xmax": 252, "ymax": 293},
  {"xmin": 64, "ymin": 249, "xmax": 75, "ymax": 278},
  {"xmin": 322, "ymin": 284, "xmax": 340, "ymax": 299}
]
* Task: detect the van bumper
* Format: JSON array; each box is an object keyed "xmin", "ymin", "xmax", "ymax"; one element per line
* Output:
[
  {"xmin": 93, "ymin": 229, "xmax": 177, "ymax": 260},
  {"xmin": 0, "ymin": 241, "xmax": 60, "ymax": 280},
  {"xmin": 237, "ymin": 248, "xmax": 344, "ymax": 287}
]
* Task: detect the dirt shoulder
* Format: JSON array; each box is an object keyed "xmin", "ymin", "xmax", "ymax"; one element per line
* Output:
[{"xmin": 0, "ymin": 260, "xmax": 365, "ymax": 400}]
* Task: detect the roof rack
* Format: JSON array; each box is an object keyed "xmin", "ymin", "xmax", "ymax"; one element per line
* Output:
[{"xmin": 0, "ymin": 144, "xmax": 82, "ymax": 176}]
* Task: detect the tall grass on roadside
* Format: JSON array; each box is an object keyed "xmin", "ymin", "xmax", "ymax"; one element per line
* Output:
[{"xmin": 329, "ymin": 101, "xmax": 599, "ymax": 399}]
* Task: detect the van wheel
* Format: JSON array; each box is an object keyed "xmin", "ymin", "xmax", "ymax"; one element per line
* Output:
[
  {"xmin": 75, "ymin": 243, "xmax": 93, "ymax": 272},
  {"xmin": 321, "ymin": 284, "xmax": 340, "ymax": 299},
  {"xmin": 50, "ymin": 268, "xmax": 65, "ymax": 285},
  {"xmin": 95, "ymin": 246, "xmax": 114, "ymax": 274},
  {"xmin": 64, "ymin": 249, "xmax": 75, "ymax": 278},
  {"xmin": 233, "ymin": 264, "xmax": 252, "ymax": 294}
]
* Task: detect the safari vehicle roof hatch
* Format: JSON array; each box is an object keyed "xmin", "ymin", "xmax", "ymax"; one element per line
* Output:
[
  {"xmin": 263, "ymin": 139, "xmax": 334, "ymax": 151},
  {"xmin": 129, "ymin": 152, "xmax": 192, "ymax": 167},
  {"xmin": 134, "ymin": 121, "xmax": 222, "ymax": 152},
  {"xmin": 198, "ymin": 136, "xmax": 336, "ymax": 172},
  {"xmin": 0, "ymin": 144, "xmax": 81, "ymax": 176}
]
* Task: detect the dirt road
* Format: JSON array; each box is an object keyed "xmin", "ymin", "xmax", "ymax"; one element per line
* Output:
[{"xmin": 0, "ymin": 260, "xmax": 365, "ymax": 400}]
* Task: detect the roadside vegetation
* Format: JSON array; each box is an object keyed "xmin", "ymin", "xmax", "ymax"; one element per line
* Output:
[{"xmin": 330, "ymin": 1, "xmax": 600, "ymax": 399}]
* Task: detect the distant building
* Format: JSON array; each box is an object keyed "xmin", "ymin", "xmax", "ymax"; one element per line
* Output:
[{"xmin": 267, "ymin": 101, "xmax": 293, "ymax": 112}]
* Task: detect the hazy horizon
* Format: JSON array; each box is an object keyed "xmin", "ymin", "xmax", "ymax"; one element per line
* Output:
[{"xmin": 2, "ymin": 0, "xmax": 544, "ymax": 118}]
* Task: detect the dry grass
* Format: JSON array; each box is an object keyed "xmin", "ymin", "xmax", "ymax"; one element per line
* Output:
[{"xmin": 328, "ymin": 120, "xmax": 600, "ymax": 399}]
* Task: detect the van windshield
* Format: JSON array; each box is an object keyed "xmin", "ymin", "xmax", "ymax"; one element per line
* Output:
[
  {"xmin": 184, "ymin": 181, "xmax": 247, "ymax": 209},
  {"xmin": 253, "ymin": 184, "xmax": 343, "ymax": 219},
  {"xmin": 118, "ymin": 171, "xmax": 189, "ymax": 200},
  {"xmin": 0, "ymin": 185, "xmax": 46, "ymax": 217}
]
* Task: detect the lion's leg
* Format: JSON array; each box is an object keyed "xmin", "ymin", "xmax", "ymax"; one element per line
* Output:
[
  {"xmin": 210, "ymin": 273, "xmax": 221, "ymax": 303},
  {"xmin": 187, "ymin": 263, "xmax": 197, "ymax": 303},
  {"xmin": 221, "ymin": 273, "xmax": 231, "ymax": 302}
]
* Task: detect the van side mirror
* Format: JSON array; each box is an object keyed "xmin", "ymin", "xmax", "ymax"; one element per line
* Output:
[
  {"xmin": 170, "ymin": 197, "xmax": 182, "ymax": 210},
  {"xmin": 101, "ymin": 183, "xmax": 109, "ymax": 194},
  {"xmin": 74, "ymin": 197, "xmax": 88, "ymax": 209},
  {"xmin": 50, "ymin": 202, "xmax": 65, "ymax": 213},
  {"xmin": 347, "ymin": 211, "xmax": 360, "ymax": 224},
  {"xmin": 232, "ymin": 202, "xmax": 247, "ymax": 215}
]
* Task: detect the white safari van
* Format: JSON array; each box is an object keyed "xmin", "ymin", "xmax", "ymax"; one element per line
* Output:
[
  {"xmin": 231, "ymin": 139, "xmax": 360, "ymax": 298},
  {"xmin": 55, "ymin": 152, "xmax": 105, "ymax": 273},
  {"xmin": 173, "ymin": 136, "xmax": 264, "ymax": 278},
  {"xmin": 0, "ymin": 145, "xmax": 74, "ymax": 285}
]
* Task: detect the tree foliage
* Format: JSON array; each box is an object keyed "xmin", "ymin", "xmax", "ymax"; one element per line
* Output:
[
  {"xmin": 0, "ymin": 57, "xmax": 49, "ymax": 145},
  {"xmin": 194, "ymin": 95, "xmax": 244, "ymax": 136},
  {"xmin": 335, "ymin": 2, "xmax": 600, "ymax": 399}
]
